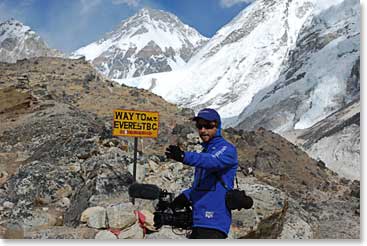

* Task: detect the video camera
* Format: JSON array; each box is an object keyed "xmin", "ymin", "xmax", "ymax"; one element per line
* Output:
[{"xmin": 128, "ymin": 183, "xmax": 192, "ymax": 230}]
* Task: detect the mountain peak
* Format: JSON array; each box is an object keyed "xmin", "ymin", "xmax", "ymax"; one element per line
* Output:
[
  {"xmin": 137, "ymin": 7, "xmax": 177, "ymax": 20},
  {"xmin": 2, "ymin": 18, "xmax": 25, "ymax": 26},
  {"xmin": 118, "ymin": 7, "xmax": 183, "ymax": 32},
  {"xmin": 0, "ymin": 18, "xmax": 64, "ymax": 63},
  {"xmin": 138, "ymin": 7, "xmax": 164, "ymax": 15},
  {"xmin": 0, "ymin": 19, "xmax": 33, "ymax": 36},
  {"xmin": 72, "ymin": 8, "xmax": 208, "ymax": 79}
]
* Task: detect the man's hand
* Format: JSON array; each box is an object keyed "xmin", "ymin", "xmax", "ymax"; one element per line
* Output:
[{"xmin": 165, "ymin": 145, "xmax": 184, "ymax": 162}]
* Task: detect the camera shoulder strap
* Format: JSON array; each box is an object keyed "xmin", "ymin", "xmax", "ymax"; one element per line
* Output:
[
  {"xmin": 214, "ymin": 171, "xmax": 239, "ymax": 190},
  {"xmin": 214, "ymin": 172, "xmax": 230, "ymax": 191}
]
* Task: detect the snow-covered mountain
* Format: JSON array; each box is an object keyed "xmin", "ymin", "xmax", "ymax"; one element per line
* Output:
[
  {"xmin": 72, "ymin": 8, "xmax": 208, "ymax": 79},
  {"xmin": 117, "ymin": 0, "xmax": 358, "ymax": 125},
  {"xmin": 117, "ymin": 0, "xmax": 318, "ymax": 120},
  {"xmin": 0, "ymin": 19, "xmax": 63, "ymax": 63},
  {"xmin": 235, "ymin": 0, "xmax": 360, "ymax": 133},
  {"xmin": 234, "ymin": 0, "xmax": 360, "ymax": 180}
]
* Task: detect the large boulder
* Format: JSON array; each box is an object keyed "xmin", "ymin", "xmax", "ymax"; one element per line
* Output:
[
  {"xmin": 117, "ymin": 222, "xmax": 144, "ymax": 239},
  {"xmin": 229, "ymin": 178, "xmax": 288, "ymax": 239},
  {"xmin": 95, "ymin": 230, "xmax": 117, "ymax": 240},
  {"xmin": 106, "ymin": 203, "xmax": 136, "ymax": 229},
  {"xmin": 80, "ymin": 206, "xmax": 107, "ymax": 229}
]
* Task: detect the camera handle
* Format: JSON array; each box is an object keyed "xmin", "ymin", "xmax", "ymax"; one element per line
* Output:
[{"xmin": 156, "ymin": 189, "xmax": 174, "ymax": 212}]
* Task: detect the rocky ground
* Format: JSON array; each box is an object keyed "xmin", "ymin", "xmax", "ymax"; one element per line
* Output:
[{"xmin": 0, "ymin": 57, "xmax": 360, "ymax": 239}]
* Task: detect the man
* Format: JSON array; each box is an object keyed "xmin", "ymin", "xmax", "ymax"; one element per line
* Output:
[{"xmin": 165, "ymin": 108, "xmax": 238, "ymax": 239}]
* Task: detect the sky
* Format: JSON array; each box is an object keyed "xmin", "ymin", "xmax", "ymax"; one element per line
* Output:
[{"xmin": 0, "ymin": 0, "xmax": 255, "ymax": 53}]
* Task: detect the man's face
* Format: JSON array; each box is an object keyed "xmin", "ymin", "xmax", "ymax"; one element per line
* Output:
[{"xmin": 195, "ymin": 119, "xmax": 217, "ymax": 143}]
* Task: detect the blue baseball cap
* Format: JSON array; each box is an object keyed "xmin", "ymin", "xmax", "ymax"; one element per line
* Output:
[{"xmin": 192, "ymin": 108, "xmax": 221, "ymax": 124}]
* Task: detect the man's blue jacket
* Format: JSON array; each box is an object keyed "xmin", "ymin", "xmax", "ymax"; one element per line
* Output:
[{"xmin": 181, "ymin": 136, "xmax": 238, "ymax": 235}]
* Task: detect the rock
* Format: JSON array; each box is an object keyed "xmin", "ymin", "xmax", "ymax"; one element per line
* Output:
[
  {"xmin": 68, "ymin": 162, "xmax": 81, "ymax": 173},
  {"xmin": 0, "ymin": 224, "xmax": 6, "ymax": 238},
  {"xmin": 55, "ymin": 184, "xmax": 73, "ymax": 199},
  {"xmin": 280, "ymin": 213, "xmax": 313, "ymax": 239},
  {"xmin": 95, "ymin": 230, "xmax": 117, "ymax": 240},
  {"xmin": 0, "ymin": 171, "xmax": 9, "ymax": 186},
  {"xmin": 144, "ymin": 226, "xmax": 187, "ymax": 239},
  {"xmin": 147, "ymin": 160, "xmax": 159, "ymax": 173},
  {"xmin": 169, "ymin": 162, "xmax": 183, "ymax": 174},
  {"xmin": 350, "ymin": 180, "xmax": 360, "ymax": 198},
  {"xmin": 23, "ymin": 226, "xmax": 97, "ymax": 239},
  {"xmin": 4, "ymin": 222, "xmax": 24, "ymax": 239},
  {"xmin": 127, "ymin": 162, "xmax": 145, "ymax": 182},
  {"xmin": 83, "ymin": 150, "xmax": 133, "ymax": 195},
  {"xmin": 22, "ymin": 210, "xmax": 58, "ymax": 230},
  {"xmin": 57, "ymin": 197, "xmax": 71, "ymax": 209},
  {"xmin": 106, "ymin": 203, "xmax": 136, "ymax": 229},
  {"xmin": 80, "ymin": 206, "xmax": 107, "ymax": 229},
  {"xmin": 80, "ymin": 207, "xmax": 100, "ymax": 222},
  {"xmin": 186, "ymin": 133, "xmax": 200, "ymax": 143},
  {"xmin": 3, "ymin": 201, "xmax": 15, "ymax": 209},
  {"xmin": 117, "ymin": 222, "xmax": 144, "ymax": 239},
  {"xmin": 88, "ymin": 192, "xmax": 131, "ymax": 208},
  {"xmin": 64, "ymin": 179, "xmax": 96, "ymax": 227},
  {"xmin": 134, "ymin": 209, "xmax": 157, "ymax": 232},
  {"xmin": 229, "ymin": 180, "xmax": 288, "ymax": 239}
]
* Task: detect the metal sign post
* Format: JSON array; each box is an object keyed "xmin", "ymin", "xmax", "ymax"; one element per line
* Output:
[{"xmin": 132, "ymin": 137, "xmax": 138, "ymax": 204}]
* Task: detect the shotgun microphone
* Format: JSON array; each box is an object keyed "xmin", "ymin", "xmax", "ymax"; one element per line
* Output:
[{"xmin": 128, "ymin": 183, "xmax": 162, "ymax": 200}]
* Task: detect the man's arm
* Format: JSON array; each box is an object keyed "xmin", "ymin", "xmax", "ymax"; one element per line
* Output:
[{"xmin": 183, "ymin": 145, "xmax": 237, "ymax": 170}]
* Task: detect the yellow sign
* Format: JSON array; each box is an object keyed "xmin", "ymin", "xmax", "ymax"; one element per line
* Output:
[{"xmin": 113, "ymin": 109, "xmax": 159, "ymax": 138}]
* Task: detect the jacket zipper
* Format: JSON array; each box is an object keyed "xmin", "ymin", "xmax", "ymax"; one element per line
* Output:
[
  {"xmin": 197, "ymin": 168, "xmax": 202, "ymax": 188},
  {"xmin": 197, "ymin": 147, "xmax": 207, "ymax": 189}
]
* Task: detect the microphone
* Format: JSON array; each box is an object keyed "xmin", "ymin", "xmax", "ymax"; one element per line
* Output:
[{"xmin": 128, "ymin": 183, "xmax": 162, "ymax": 200}]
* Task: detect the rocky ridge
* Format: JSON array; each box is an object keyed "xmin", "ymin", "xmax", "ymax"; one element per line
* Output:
[
  {"xmin": 291, "ymin": 98, "xmax": 360, "ymax": 181},
  {"xmin": 0, "ymin": 57, "xmax": 359, "ymax": 239}
]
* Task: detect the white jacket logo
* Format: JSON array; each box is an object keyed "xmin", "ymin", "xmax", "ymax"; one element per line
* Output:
[
  {"xmin": 211, "ymin": 146, "xmax": 227, "ymax": 158},
  {"xmin": 205, "ymin": 211, "xmax": 214, "ymax": 219}
]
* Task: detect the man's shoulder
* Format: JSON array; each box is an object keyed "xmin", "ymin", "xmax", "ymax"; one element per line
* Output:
[{"xmin": 215, "ymin": 137, "xmax": 237, "ymax": 150}]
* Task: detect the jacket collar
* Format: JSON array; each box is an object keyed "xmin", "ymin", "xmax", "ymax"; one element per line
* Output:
[{"xmin": 202, "ymin": 136, "xmax": 222, "ymax": 150}]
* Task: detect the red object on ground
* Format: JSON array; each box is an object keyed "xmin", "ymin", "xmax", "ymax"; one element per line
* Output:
[{"xmin": 134, "ymin": 210, "xmax": 147, "ymax": 234}]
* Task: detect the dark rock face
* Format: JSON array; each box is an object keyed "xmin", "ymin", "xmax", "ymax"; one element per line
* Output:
[
  {"xmin": 133, "ymin": 41, "xmax": 172, "ymax": 77},
  {"xmin": 64, "ymin": 179, "xmax": 96, "ymax": 227},
  {"xmin": 346, "ymin": 57, "xmax": 360, "ymax": 101},
  {"xmin": 350, "ymin": 180, "xmax": 360, "ymax": 198},
  {"xmin": 298, "ymin": 101, "xmax": 360, "ymax": 149}
]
